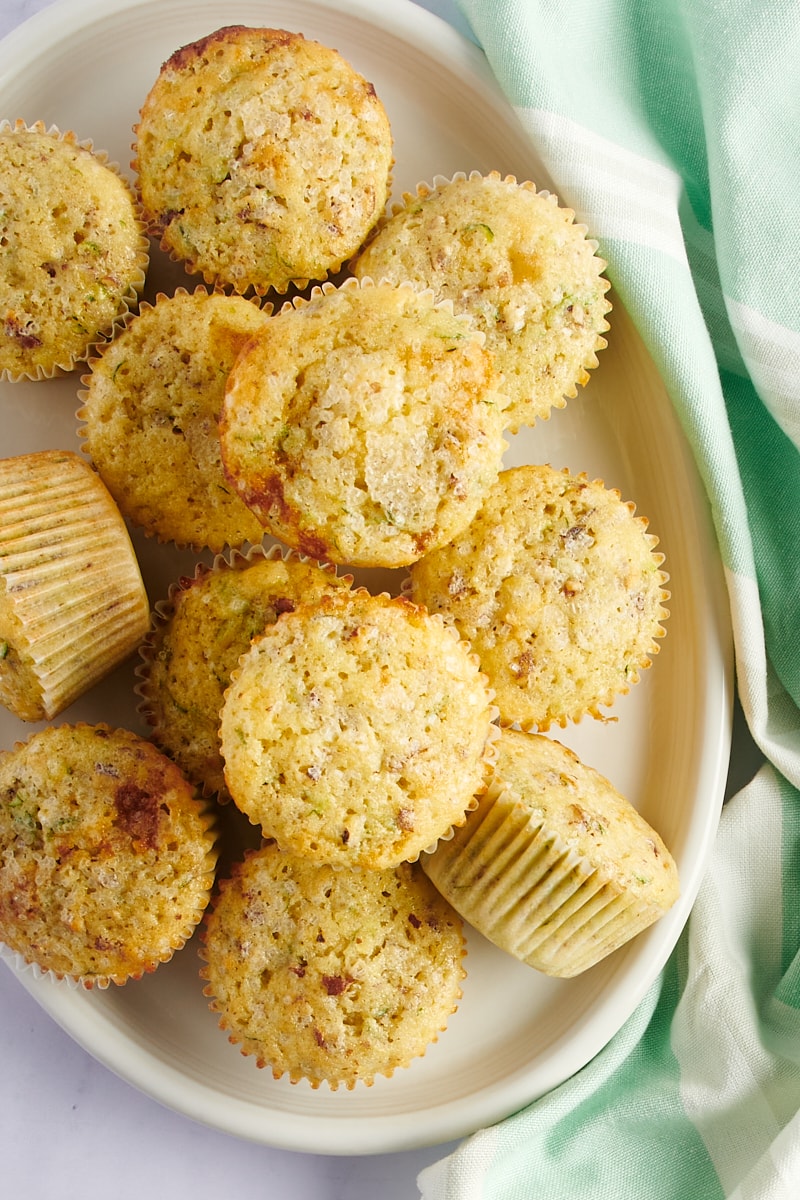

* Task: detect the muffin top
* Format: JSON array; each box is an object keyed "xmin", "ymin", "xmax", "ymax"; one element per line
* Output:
[
  {"xmin": 200, "ymin": 843, "xmax": 465, "ymax": 1088},
  {"xmin": 0, "ymin": 120, "xmax": 148, "ymax": 379},
  {"xmin": 409, "ymin": 464, "xmax": 669, "ymax": 729},
  {"xmin": 139, "ymin": 549, "xmax": 351, "ymax": 798},
  {"xmin": 79, "ymin": 288, "xmax": 271, "ymax": 551},
  {"xmin": 219, "ymin": 588, "xmax": 496, "ymax": 868},
  {"xmin": 219, "ymin": 279, "xmax": 507, "ymax": 568},
  {"xmin": 0, "ymin": 724, "xmax": 217, "ymax": 986},
  {"xmin": 134, "ymin": 25, "xmax": 393, "ymax": 294},
  {"xmin": 353, "ymin": 171, "xmax": 611, "ymax": 431}
]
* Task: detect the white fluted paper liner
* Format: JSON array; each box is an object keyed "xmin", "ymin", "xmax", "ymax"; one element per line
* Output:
[
  {"xmin": 422, "ymin": 730, "xmax": 679, "ymax": 978},
  {"xmin": 0, "ymin": 450, "xmax": 149, "ymax": 722}
]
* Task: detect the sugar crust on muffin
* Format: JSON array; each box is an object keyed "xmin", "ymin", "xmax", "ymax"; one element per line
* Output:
[
  {"xmin": 219, "ymin": 278, "xmax": 507, "ymax": 567},
  {"xmin": 134, "ymin": 25, "xmax": 393, "ymax": 295},
  {"xmin": 353, "ymin": 170, "xmax": 611, "ymax": 431},
  {"xmin": 409, "ymin": 463, "xmax": 669, "ymax": 729},
  {"xmin": 200, "ymin": 842, "xmax": 465, "ymax": 1088},
  {"xmin": 219, "ymin": 588, "xmax": 497, "ymax": 868}
]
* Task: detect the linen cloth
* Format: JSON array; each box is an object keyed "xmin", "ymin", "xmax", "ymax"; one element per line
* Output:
[{"xmin": 418, "ymin": 1, "xmax": 800, "ymax": 1197}]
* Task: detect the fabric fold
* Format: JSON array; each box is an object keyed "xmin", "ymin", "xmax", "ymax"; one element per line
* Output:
[{"xmin": 419, "ymin": 2, "xmax": 800, "ymax": 1196}]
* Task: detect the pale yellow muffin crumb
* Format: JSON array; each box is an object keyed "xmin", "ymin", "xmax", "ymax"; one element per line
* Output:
[
  {"xmin": 0, "ymin": 120, "xmax": 148, "ymax": 379},
  {"xmin": 200, "ymin": 842, "xmax": 465, "ymax": 1088},
  {"xmin": 219, "ymin": 588, "xmax": 496, "ymax": 868},
  {"xmin": 422, "ymin": 728, "xmax": 679, "ymax": 977},
  {"xmin": 135, "ymin": 25, "xmax": 393, "ymax": 294},
  {"xmin": 138, "ymin": 548, "xmax": 352, "ymax": 798},
  {"xmin": 219, "ymin": 279, "xmax": 507, "ymax": 568},
  {"xmin": 78, "ymin": 288, "xmax": 271, "ymax": 551},
  {"xmin": 0, "ymin": 450, "xmax": 150, "ymax": 722},
  {"xmin": 409, "ymin": 464, "xmax": 669, "ymax": 729},
  {"xmin": 0, "ymin": 723, "xmax": 217, "ymax": 987},
  {"xmin": 353, "ymin": 171, "xmax": 611, "ymax": 431}
]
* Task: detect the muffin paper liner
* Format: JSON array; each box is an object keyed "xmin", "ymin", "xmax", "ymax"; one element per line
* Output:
[
  {"xmin": 422, "ymin": 762, "xmax": 677, "ymax": 979},
  {"xmin": 0, "ymin": 450, "xmax": 150, "ymax": 722}
]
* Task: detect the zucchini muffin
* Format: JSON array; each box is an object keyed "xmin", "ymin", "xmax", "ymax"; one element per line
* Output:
[
  {"xmin": 219, "ymin": 588, "xmax": 497, "ymax": 868},
  {"xmin": 0, "ymin": 450, "xmax": 149, "ymax": 722},
  {"xmin": 138, "ymin": 546, "xmax": 352, "ymax": 799},
  {"xmin": 0, "ymin": 723, "xmax": 218, "ymax": 987},
  {"xmin": 422, "ymin": 728, "xmax": 679, "ymax": 977},
  {"xmin": 352, "ymin": 171, "xmax": 611, "ymax": 432},
  {"xmin": 0, "ymin": 120, "xmax": 148, "ymax": 380},
  {"xmin": 200, "ymin": 842, "xmax": 466, "ymax": 1088},
  {"xmin": 219, "ymin": 278, "xmax": 507, "ymax": 568},
  {"xmin": 134, "ymin": 25, "xmax": 393, "ymax": 295},
  {"xmin": 408, "ymin": 464, "xmax": 669, "ymax": 729},
  {"xmin": 78, "ymin": 288, "xmax": 271, "ymax": 551}
]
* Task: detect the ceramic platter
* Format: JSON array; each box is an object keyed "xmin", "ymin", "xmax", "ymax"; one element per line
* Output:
[{"xmin": 0, "ymin": 0, "xmax": 733, "ymax": 1156}]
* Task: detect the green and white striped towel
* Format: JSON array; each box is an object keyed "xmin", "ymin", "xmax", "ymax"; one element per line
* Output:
[{"xmin": 419, "ymin": 1, "xmax": 800, "ymax": 1196}]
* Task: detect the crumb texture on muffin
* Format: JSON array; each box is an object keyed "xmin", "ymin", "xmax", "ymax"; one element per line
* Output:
[
  {"xmin": 409, "ymin": 463, "xmax": 668, "ymax": 729},
  {"xmin": 0, "ymin": 120, "xmax": 148, "ymax": 379},
  {"xmin": 200, "ymin": 843, "xmax": 465, "ymax": 1088},
  {"xmin": 219, "ymin": 589, "xmax": 495, "ymax": 867},
  {"xmin": 79, "ymin": 288, "xmax": 271, "ymax": 550},
  {"xmin": 220, "ymin": 279, "xmax": 507, "ymax": 567},
  {"xmin": 353, "ymin": 171, "xmax": 611, "ymax": 430},
  {"xmin": 0, "ymin": 724, "xmax": 217, "ymax": 986},
  {"xmin": 139, "ymin": 549, "xmax": 351, "ymax": 797},
  {"xmin": 135, "ymin": 25, "xmax": 393, "ymax": 294}
]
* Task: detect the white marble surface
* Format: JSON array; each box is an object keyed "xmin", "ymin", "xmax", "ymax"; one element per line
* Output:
[{"xmin": 0, "ymin": 2, "xmax": 469, "ymax": 1195}]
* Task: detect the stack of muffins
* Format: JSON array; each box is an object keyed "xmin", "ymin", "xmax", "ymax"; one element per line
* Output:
[{"xmin": 1, "ymin": 23, "xmax": 678, "ymax": 1091}]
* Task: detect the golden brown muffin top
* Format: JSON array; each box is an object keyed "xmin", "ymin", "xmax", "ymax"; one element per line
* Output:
[
  {"xmin": 0, "ymin": 121, "xmax": 148, "ymax": 378},
  {"xmin": 409, "ymin": 464, "xmax": 669, "ymax": 728},
  {"xmin": 139, "ymin": 549, "xmax": 351, "ymax": 797},
  {"xmin": 79, "ymin": 288, "xmax": 271, "ymax": 551},
  {"xmin": 219, "ymin": 279, "xmax": 507, "ymax": 567},
  {"xmin": 200, "ymin": 843, "xmax": 465, "ymax": 1088},
  {"xmin": 219, "ymin": 588, "xmax": 496, "ymax": 867},
  {"xmin": 0, "ymin": 724, "xmax": 217, "ymax": 986},
  {"xmin": 135, "ymin": 26, "xmax": 393, "ymax": 294},
  {"xmin": 353, "ymin": 171, "xmax": 611, "ymax": 431}
]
